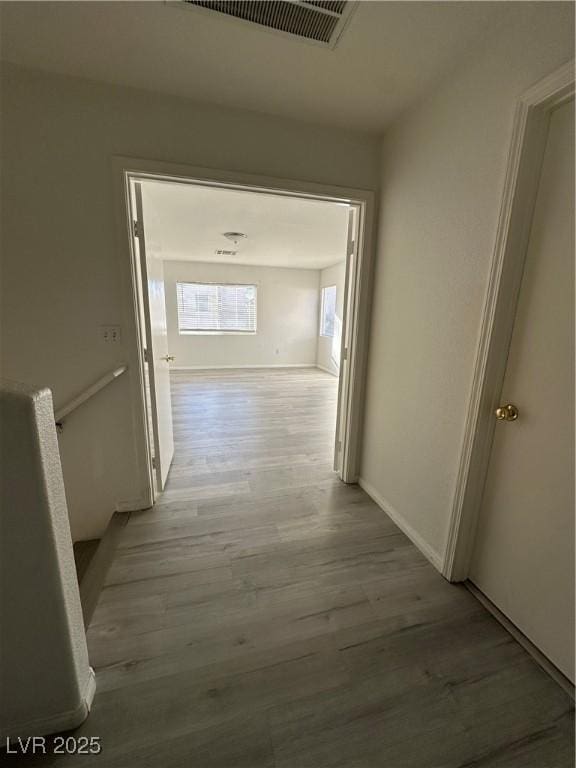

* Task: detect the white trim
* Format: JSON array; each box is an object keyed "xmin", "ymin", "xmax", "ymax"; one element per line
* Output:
[
  {"xmin": 466, "ymin": 582, "xmax": 575, "ymax": 699},
  {"xmin": 316, "ymin": 364, "xmax": 338, "ymax": 376},
  {"xmin": 114, "ymin": 156, "xmax": 374, "ymax": 204},
  {"xmin": 112, "ymin": 156, "xmax": 375, "ymax": 508},
  {"xmin": 3, "ymin": 668, "xmax": 96, "ymax": 739},
  {"xmin": 337, "ymin": 202, "xmax": 375, "ymax": 483},
  {"xmin": 170, "ymin": 364, "xmax": 317, "ymax": 371},
  {"xmin": 112, "ymin": 167, "xmax": 155, "ymax": 511},
  {"xmin": 443, "ymin": 60, "xmax": 575, "ymax": 582},
  {"xmin": 115, "ymin": 496, "xmax": 151, "ymax": 513},
  {"xmin": 358, "ymin": 477, "xmax": 444, "ymax": 572}
]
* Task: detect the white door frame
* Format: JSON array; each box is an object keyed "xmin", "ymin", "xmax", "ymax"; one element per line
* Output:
[
  {"xmin": 112, "ymin": 156, "xmax": 376, "ymax": 507},
  {"xmin": 132, "ymin": 181, "xmax": 175, "ymax": 494},
  {"xmin": 333, "ymin": 206, "xmax": 358, "ymax": 475},
  {"xmin": 443, "ymin": 60, "xmax": 575, "ymax": 582}
]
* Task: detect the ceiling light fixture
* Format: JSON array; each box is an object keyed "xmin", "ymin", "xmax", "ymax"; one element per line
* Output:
[{"xmin": 223, "ymin": 231, "xmax": 247, "ymax": 246}]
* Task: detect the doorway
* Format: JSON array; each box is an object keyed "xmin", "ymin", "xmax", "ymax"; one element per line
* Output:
[
  {"xmin": 116, "ymin": 161, "xmax": 374, "ymax": 509},
  {"xmin": 442, "ymin": 61, "xmax": 575, "ymax": 690},
  {"xmin": 469, "ymin": 97, "xmax": 575, "ymax": 684}
]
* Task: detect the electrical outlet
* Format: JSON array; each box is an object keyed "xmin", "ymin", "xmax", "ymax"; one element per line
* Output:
[{"xmin": 100, "ymin": 325, "xmax": 122, "ymax": 344}]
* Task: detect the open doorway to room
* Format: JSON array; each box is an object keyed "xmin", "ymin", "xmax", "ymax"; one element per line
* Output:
[{"xmin": 120, "ymin": 164, "xmax": 372, "ymax": 511}]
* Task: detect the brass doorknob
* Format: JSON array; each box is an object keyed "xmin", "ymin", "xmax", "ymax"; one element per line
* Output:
[
  {"xmin": 495, "ymin": 403, "xmax": 519, "ymax": 421},
  {"xmin": 162, "ymin": 355, "xmax": 175, "ymax": 362}
]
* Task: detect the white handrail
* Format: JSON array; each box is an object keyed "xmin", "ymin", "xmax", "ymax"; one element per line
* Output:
[{"xmin": 55, "ymin": 365, "xmax": 128, "ymax": 425}]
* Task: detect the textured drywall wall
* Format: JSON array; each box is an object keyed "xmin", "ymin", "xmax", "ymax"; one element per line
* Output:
[
  {"xmin": 360, "ymin": 3, "xmax": 574, "ymax": 565},
  {"xmin": 0, "ymin": 381, "xmax": 94, "ymax": 737},
  {"xmin": 164, "ymin": 261, "xmax": 320, "ymax": 369},
  {"xmin": 0, "ymin": 63, "xmax": 379, "ymax": 539}
]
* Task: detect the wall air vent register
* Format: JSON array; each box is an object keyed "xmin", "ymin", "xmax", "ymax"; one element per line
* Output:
[{"xmin": 178, "ymin": 0, "xmax": 357, "ymax": 48}]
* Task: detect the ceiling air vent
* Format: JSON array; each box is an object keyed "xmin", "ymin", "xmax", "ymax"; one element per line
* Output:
[
  {"xmin": 179, "ymin": 0, "xmax": 357, "ymax": 48},
  {"xmin": 214, "ymin": 249, "xmax": 238, "ymax": 256}
]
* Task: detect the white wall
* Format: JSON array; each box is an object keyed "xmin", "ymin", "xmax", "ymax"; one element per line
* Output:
[
  {"xmin": 316, "ymin": 261, "xmax": 346, "ymax": 376},
  {"xmin": 0, "ymin": 382, "xmax": 94, "ymax": 737},
  {"xmin": 164, "ymin": 261, "xmax": 320, "ymax": 369},
  {"xmin": 360, "ymin": 3, "xmax": 574, "ymax": 567},
  {"xmin": 0, "ymin": 63, "xmax": 379, "ymax": 540}
]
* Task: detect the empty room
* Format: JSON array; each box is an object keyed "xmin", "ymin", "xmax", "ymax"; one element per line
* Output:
[
  {"xmin": 129, "ymin": 177, "xmax": 353, "ymax": 507},
  {"xmin": 1, "ymin": 1, "xmax": 574, "ymax": 766}
]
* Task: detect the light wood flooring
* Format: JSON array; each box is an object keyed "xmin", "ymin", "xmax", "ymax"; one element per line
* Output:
[{"xmin": 18, "ymin": 369, "xmax": 574, "ymax": 766}]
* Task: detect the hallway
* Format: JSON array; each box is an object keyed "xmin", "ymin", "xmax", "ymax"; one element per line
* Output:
[{"xmin": 46, "ymin": 371, "xmax": 576, "ymax": 765}]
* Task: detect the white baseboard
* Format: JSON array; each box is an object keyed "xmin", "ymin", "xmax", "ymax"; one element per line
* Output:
[
  {"xmin": 3, "ymin": 667, "xmax": 96, "ymax": 739},
  {"xmin": 171, "ymin": 364, "xmax": 317, "ymax": 371},
  {"xmin": 116, "ymin": 496, "xmax": 153, "ymax": 513},
  {"xmin": 358, "ymin": 477, "xmax": 444, "ymax": 572},
  {"xmin": 316, "ymin": 364, "xmax": 338, "ymax": 376},
  {"xmin": 465, "ymin": 582, "xmax": 575, "ymax": 699}
]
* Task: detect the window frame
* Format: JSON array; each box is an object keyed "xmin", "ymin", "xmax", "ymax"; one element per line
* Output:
[
  {"xmin": 319, "ymin": 284, "xmax": 337, "ymax": 339},
  {"xmin": 176, "ymin": 280, "xmax": 258, "ymax": 335}
]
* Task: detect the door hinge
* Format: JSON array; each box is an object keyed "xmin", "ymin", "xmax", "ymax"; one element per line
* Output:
[
  {"xmin": 151, "ymin": 456, "xmax": 156, "ymax": 469},
  {"xmin": 336, "ymin": 440, "xmax": 342, "ymax": 453},
  {"xmin": 342, "ymin": 347, "xmax": 348, "ymax": 361},
  {"xmin": 143, "ymin": 348, "xmax": 150, "ymax": 363},
  {"xmin": 133, "ymin": 219, "xmax": 142, "ymax": 238},
  {"xmin": 347, "ymin": 239, "xmax": 355, "ymax": 257}
]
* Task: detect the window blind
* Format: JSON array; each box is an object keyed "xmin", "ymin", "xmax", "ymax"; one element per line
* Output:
[{"xmin": 176, "ymin": 282, "xmax": 257, "ymax": 333}]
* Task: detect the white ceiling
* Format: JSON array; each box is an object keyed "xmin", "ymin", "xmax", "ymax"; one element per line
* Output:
[
  {"xmin": 0, "ymin": 1, "xmax": 524, "ymax": 134},
  {"xmin": 140, "ymin": 180, "xmax": 350, "ymax": 269}
]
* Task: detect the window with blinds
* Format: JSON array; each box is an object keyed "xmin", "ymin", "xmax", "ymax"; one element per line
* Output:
[{"xmin": 176, "ymin": 282, "xmax": 257, "ymax": 333}]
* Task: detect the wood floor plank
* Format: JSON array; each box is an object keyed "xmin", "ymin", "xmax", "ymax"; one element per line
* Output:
[{"xmin": 16, "ymin": 368, "xmax": 571, "ymax": 767}]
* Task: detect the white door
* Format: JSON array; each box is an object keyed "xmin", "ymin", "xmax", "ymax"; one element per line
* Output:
[
  {"xmin": 470, "ymin": 100, "xmax": 574, "ymax": 681},
  {"xmin": 133, "ymin": 182, "xmax": 175, "ymax": 492},
  {"xmin": 334, "ymin": 206, "xmax": 357, "ymax": 477}
]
